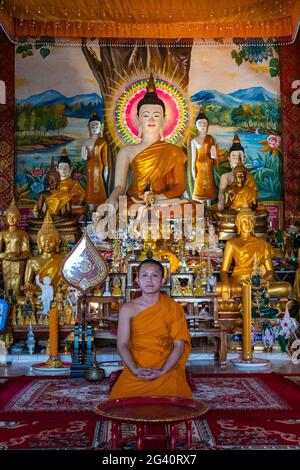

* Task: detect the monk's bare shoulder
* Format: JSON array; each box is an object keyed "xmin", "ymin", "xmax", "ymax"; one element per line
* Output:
[{"xmin": 119, "ymin": 301, "xmax": 139, "ymax": 318}]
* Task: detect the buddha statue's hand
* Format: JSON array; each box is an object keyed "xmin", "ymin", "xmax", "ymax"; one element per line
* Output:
[
  {"xmin": 211, "ymin": 145, "xmax": 217, "ymax": 159},
  {"xmin": 221, "ymin": 281, "xmax": 231, "ymax": 301}
]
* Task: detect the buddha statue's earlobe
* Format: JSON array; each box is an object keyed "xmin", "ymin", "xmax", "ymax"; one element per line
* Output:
[
  {"xmin": 138, "ymin": 125, "xmax": 142, "ymax": 138},
  {"xmin": 159, "ymin": 127, "xmax": 164, "ymax": 141}
]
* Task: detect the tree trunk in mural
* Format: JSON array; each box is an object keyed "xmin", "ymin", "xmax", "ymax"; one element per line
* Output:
[{"xmin": 81, "ymin": 41, "xmax": 193, "ymax": 192}]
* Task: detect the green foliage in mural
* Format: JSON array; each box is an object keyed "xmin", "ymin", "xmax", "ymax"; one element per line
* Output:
[
  {"xmin": 16, "ymin": 37, "xmax": 54, "ymax": 59},
  {"xmin": 231, "ymin": 38, "xmax": 279, "ymax": 78}
]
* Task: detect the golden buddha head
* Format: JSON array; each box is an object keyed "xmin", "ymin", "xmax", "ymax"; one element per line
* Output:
[
  {"xmin": 6, "ymin": 197, "xmax": 20, "ymax": 227},
  {"xmin": 233, "ymin": 159, "xmax": 247, "ymax": 186},
  {"xmin": 88, "ymin": 112, "xmax": 102, "ymax": 135},
  {"xmin": 57, "ymin": 149, "xmax": 72, "ymax": 180},
  {"xmin": 235, "ymin": 206, "xmax": 255, "ymax": 235},
  {"xmin": 195, "ymin": 107, "xmax": 209, "ymax": 136},
  {"xmin": 137, "ymin": 73, "xmax": 166, "ymax": 139},
  {"xmin": 37, "ymin": 211, "xmax": 61, "ymax": 254},
  {"xmin": 46, "ymin": 157, "xmax": 61, "ymax": 189},
  {"xmin": 229, "ymin": 134, "xmax": 245, "ymax": 169}
]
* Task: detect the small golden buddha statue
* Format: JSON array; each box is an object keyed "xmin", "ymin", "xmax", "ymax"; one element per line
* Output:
[
  {"xmin": 111, "ymin": 276, "xmax": 122, "ymax": 296},
  {"xmin": 214, "ymin": 135, "xmax": 268, "ymax": 240},
  {"xmin": 216, "ymin": 207, "xmax": 292, "ymax": 301},
  {"xmin": 224, "ymin": 161, "xmax": 257, "ymax": 212},
  {"xmin": 24, "ymin": 212, "xmax": 65, "ymax": 290},
  {"xmin": 0, "ymin": 198, "xmax": 30, "ymax": 295},
  {"xmin": 57, "ymin": 148, "xmax": 86, "ymax": 213},
  {"xmin": 194, "ymin": 274, "xmax": 205, "ymax": 296},
  {"xmin": 27, "ymin": 159, "xmax": 81, "ymax": 244},
  {"xmin": 171, "ymin": 277, "xmax": 182, "ymax": 296}
]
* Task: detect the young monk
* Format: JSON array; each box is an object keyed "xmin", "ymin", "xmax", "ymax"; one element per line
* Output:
[{"xmin": 109, "ymin": 259, "xmax": 192, "ymax": 399}]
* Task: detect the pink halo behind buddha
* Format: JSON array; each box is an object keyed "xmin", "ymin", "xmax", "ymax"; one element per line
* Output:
[{"xmin": 114, "ymin": 78, "xmax": 188, "ymax": 144}]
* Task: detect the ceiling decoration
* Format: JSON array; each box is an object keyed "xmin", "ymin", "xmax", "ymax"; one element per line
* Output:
[{"xmin": 0, "ymin": 0, "xmax": 299, "ymax": 44}]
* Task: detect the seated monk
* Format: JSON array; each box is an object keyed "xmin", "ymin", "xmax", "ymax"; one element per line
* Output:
[
  {"xmin": 24, "ymin": 212, "xmax": 65, "ymax": 290},
  {"xmin": 57, "ymin": 149, "xmax": 85, "ymax": 215},
  {"xmin": 110, "ymin": 259, "xmax": 192, "ymax": 399},
  {"xmin": 94, "ymin": 73, "xmax": 187, "ymax": 227},
  {"xmin": 216, "ymin": 207, "xmax": 292, "ymax": 301}
]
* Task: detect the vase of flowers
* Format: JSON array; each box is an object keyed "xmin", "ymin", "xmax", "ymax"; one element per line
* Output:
[{"xmin": 273, "ymin": 307, "xmax": 299, "ymax": 352}]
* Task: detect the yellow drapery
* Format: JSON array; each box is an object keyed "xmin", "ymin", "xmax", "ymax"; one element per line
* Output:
[{"xmin": 0, "ymin": 0, "xmax": 299, "ymax": 40}]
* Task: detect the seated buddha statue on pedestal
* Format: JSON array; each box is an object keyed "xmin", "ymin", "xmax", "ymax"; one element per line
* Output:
[
  {"xmin": 24, "ymin": 211, "xmax": 66, "ymax": 290},
  {"xmin": 216, "ymin": 206, "xmax": 291, "ymax": 301},
  {"xmin": 57, "ymin": 148, "xmax": 85, "ymax": 216},
  {"xmin": 214, "ymin": 134, "xmax": 268, "ymax": 240},
  {"xmin": 27, "ymin": 158, "xmax": 81, "ymax": 243},
  {"xmin": 93, "ymin": 73, "xmax": 188, "ymax": 234}
]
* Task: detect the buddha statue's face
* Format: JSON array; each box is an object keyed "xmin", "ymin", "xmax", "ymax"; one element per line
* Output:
[
  {"xmin": 39, "ymin": 234, "xmax": 57, "ymax": 254},
  {"xmin": 89, "ymin": 120, "xmax": 101, "ymax": 135},
  {"xmin": 58, "ymin": 162, "xmax": 72, "ymax": 180},
  {"xmin": 6, "ymin": 210, "xmax": 19, "ymax": 227},
  {"xmin": 196, "ymin": 119, "xmax": 208, "ymax": 136},
  {"xmin": 237, "ymin": 216, "xmax": 254, "ymax": 236},
  {"xmin": 229, "ymin": 151, "xmax": 245, "ymax": 169},
  {"xmin": 235, "ymin": 170, "xmax": 246, "ymax": 187},
  {"xmin": 48, "ymin": 172, "xmax": 60, "ymax": 190},
  {"xmin": 137, "ymin": 104, "xmax": 164, "ymax": 137}
]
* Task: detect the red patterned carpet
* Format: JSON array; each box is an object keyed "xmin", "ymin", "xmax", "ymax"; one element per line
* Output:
[{"xmin": 0, "ymin": 373, "xmax": 299, "ymax": 450}]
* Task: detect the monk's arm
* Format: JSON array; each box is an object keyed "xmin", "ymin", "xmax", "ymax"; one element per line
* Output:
[
  {"xmin": 144, "ymin": 339, "xmax": 185, "ymax": 380},
  {"xmin": 116, "ymin": 305, "xmax": 152, "ymax": 378}
]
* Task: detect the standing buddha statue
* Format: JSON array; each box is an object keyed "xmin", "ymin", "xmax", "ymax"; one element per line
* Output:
[{"xmin": 0, "ymin": 198, "xmax": 30, "ymax": 295}]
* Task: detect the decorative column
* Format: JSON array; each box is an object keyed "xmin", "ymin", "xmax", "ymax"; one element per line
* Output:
[
  {"xmin": 46, "ymin": 305, "xmax": 63, "ymax": 367},
  {"xmin": 242, "ymin": 283, "xmax": 252, "ymax": 362}
]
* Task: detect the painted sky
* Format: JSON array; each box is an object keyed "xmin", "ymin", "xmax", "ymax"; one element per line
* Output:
[{"xmin": 189, "ymin": 46, "xmax": 280, "ymax": 96}]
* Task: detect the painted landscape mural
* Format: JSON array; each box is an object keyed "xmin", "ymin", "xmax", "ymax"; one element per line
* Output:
[{"xmin": 15, "ymin": 40, "xmax": 282, "ymax": 223}]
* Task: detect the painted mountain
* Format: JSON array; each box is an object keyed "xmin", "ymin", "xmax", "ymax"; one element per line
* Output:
[
  {"xmin": 191, "ymin": 86, "xmax": 277, "ymax": 107},
  {"xmin": 16, "ymin": 89, "xmax": 103, "ymax": 118}
]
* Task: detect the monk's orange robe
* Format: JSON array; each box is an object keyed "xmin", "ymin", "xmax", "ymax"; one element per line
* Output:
[
  {"xmin": 109, "ymin": 294, "xmax": 192, "ymax": 399},
  {"xmin": 127, "ymin": 141, "xmax": 187, "ymax": 200}
]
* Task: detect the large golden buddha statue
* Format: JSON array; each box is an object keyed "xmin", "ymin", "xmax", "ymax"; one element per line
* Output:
[
  {"xmin": 24, "ymin": 212, "xmax": 65, "ymax": 289},
  {"xmin": 0, "ymin": 198, "xmax": 30, "ymax": 295},
  {"xmin": 94, "ymin": 73, "xmax": 187, "ymax": 223},
  {"xmin": 217, "ymin": 207, "xmax": 291, "ymax": 301}
]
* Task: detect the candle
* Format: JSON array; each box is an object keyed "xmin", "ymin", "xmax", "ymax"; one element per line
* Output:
[
  {"xmin": 49, "ymin": 305, "xmax": 58, "ymax": 357},
  {"xmin": 242, "ymin": 282, "xmax": 252, "ymax": 362}
]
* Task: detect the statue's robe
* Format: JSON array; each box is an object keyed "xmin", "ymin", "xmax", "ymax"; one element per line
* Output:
[
  {"xmin": 109, "ymin": 294, "xmax": 192, "ymax": 399},
  {"xmin": 128, "ymin": 141, "xmax": 187, "ymax": 200},
  {"xmin": 193, "ymin": 134, "xmax": 217, "ymax": 201},
  {"xmin": 58, "ymin": 177, "xmax": 85, "ymax": 205},
  {"xmin": 84, "ymin": 137, "xmax": 108, "ymax": 204}
]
